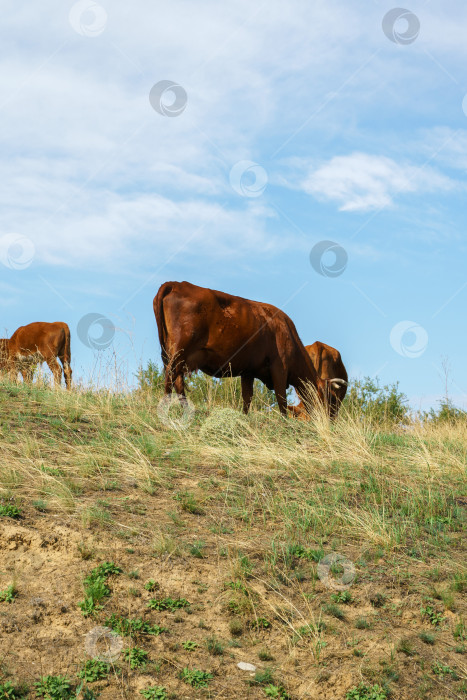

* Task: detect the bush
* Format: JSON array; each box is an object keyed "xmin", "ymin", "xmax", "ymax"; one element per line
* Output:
[
  {"xmin": 343, "ymin": 377, "xmax": 409, "ymax": 423},
  {"xmin": 424, "ymin": 399, "xmax": 467, "ymax": 424}
]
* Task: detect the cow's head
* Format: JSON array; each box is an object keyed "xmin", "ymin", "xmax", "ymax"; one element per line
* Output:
[{"xmin": 323, "ymin": 377, "xmax": 348, "ymax": 418}]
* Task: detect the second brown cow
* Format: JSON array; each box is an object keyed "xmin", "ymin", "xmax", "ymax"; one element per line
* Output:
[
  {"xmin": 0, "ymin": 322, "xmax": 72, "ymax": 389},
  {"xmin": 289, "ymin": 341, "xmax": 348, "ymax": 419}
]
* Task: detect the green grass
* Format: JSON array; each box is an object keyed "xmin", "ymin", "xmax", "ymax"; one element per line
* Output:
[{"xmin": 0, "ymin": 376, "xmax": 466, "ymax": 700}]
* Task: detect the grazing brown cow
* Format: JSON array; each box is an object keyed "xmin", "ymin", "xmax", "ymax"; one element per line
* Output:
[
  {"xmin": 289, "ymin": 341, "xmax": 348, "ymax": 419},
  {"xmin": 0, "ymin": 322, "xmax": 72, "ymax": 389},
  {"xmin": 153, "ymin": 281, "xmax": 346, "ymax": 416}
]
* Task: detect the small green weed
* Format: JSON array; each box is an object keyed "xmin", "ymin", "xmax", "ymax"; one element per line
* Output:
[
  {"xmin": 179, "ymin": 668, "xmax": 213, "ymax": 688},
  {"xmin": 0, "ymin": 584, "xmax": 17, "ymax": 603},
  {"xmin": 35, "ymin": 675, "xmax": 73, "ymax": 699},
  {"xmin": 124, "ymin": 647, "xmax": 149, "ymax": 669},
  {"xmin": 78, "ymin": 659, "xmax": 110, "ymax": 682},
  {"xmin": 147, "ymin": 597, "xmax": 189, "ymax": 611}
]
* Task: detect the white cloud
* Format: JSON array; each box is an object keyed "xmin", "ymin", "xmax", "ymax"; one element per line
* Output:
[{"xmin": 300, "ymin": 152, "xmax": 456, "ymax": 212}]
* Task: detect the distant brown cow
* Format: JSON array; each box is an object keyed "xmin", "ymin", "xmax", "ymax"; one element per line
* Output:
[
  {"xmin": 153, "ymin": 281, "xmax": 346, "ymax": 416},
  {"xmin": 0, "ymin": 322, "xmax": 72, "ymax": 389},
  {"xmin": 289, "ymin": 341, "xmax": 348, "ymax": 419}
]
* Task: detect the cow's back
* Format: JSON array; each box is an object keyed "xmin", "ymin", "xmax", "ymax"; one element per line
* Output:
[{"xmin": 9, "ymin": 322, "xmax": 69, "ymax": 356}]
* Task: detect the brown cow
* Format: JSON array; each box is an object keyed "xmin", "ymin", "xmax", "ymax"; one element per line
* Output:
[
  {"xmin": 289, "ymin": 341, "xmax": 348, "ymax": 419},
  {"xmin": 0, "ymin": 322, "xmax": 72, "ymax": 389},
  {"xmin": 153, "ymin": 281, "xmax": 346, "ymax": 416}
]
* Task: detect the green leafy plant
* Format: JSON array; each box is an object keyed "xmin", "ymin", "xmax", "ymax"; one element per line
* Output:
[
  {"xmin": 144, "ymin": 579, "xmax": 159, "ymax": 592},
  {"xmin": 78, "ymin": 659, "xmax": 111, "ymax": 682},
  {"xmin": 105, "ymin": 613, "xmax": 166, "ymax": 637},
  {"xmin": 264, "ymin": 685, "xmax": 291, "ymax": 699},
  {"xmin": 124, "ymin": 647, "xmax": 148, "ymax": 669},
  {"xmin": 431, "ymin": 661, "xmax": 458, "ymax": 678},
  {"xmin": 179, "ymin": 668, "xmax": 213, "ymax": 688},
  {"xmin": 182, "ymin": 640, "xmax": 199, "ymax": 651},
  {"xmin": 78, "ymin": 561, "xmax": 122, "ymax": 617},
  {"xmin": 147, "ymin": 597, "xmax": 189, "ymax": 611},
  {"xmin": 345, "ymin": 683, "xmax": 388, "ymax": 700},
  {"xmin": 420, "ymin": 604, "xmax": 445, "ymax": 626},
  {"xmin": 331, "ymin": 590, "xmax": 353, "ymax": 604},
  {"xmin": 0, "ymin": 584, "xmax": 17, "ymax": 603},
  {"xmin": 75, "ymin": 684, "xmax": 100, "ymax": 700},
  {"xmin": 35, "ymin": 675, "xmax": 73, "ymax": 699},
  {"xmin": 140, "ymin": 688, "xmax": 168, "ymax": 700},
  {"xmin": 0, "ymin": 681, "xmax": 28, "ymax": 699},
  {"xmin": 0, "ymin": 504, "xmax": 21, "ymax": 519}
]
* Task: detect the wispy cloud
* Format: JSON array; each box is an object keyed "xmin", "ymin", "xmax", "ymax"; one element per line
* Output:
[{"xmin": 299, "ymin": 152, "xmax": 457, "ymax": 212}]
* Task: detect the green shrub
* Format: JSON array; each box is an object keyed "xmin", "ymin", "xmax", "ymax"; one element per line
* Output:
[{"xmin": 344, "ymin": 377, "xmax": 409, "ymax": 423}]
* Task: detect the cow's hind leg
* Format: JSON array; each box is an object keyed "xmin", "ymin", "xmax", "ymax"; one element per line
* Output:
[
  {"xmin": 46, "ymin": 357, "xmax": 62, "ymax": 388},
  {"xmin": 241, "ymin": 375, "xmax": 254, "ymax": 414},
  {"xmin": 58, "ymin": 353, "xmax": 72, "ymax": 389},
  {"xmin": 58, "ymin": 339, "xmax": 72, "ymax": 390}
]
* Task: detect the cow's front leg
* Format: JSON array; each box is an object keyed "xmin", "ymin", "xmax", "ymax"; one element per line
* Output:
[{"xmin": 241, "ymin": 375, "xmax": 254, "ymax": 414}]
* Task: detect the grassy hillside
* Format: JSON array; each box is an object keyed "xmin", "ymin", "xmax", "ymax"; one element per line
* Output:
[{"xmin": 0, "ymin": 379, "xmax": 466, "ymax": 700}]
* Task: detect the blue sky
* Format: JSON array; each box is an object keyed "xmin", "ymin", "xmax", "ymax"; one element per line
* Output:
[{"xmin": 1, "ymin": 0, "xmax": 466, "ymax": 409}]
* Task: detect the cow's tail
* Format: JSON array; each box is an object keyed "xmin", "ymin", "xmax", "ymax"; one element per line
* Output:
[
  {"xmin": 153, "ymin": 282, "xmax": 174, "ymax": 368},
  {"xmin": 62, "ymin": 324, "xmax": 71, "ymax": 366}
]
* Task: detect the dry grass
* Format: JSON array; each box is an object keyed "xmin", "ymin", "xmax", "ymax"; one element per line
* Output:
[{"xmin": 0, "ymin": 377, "xmax": 466, "ymax": 699}]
